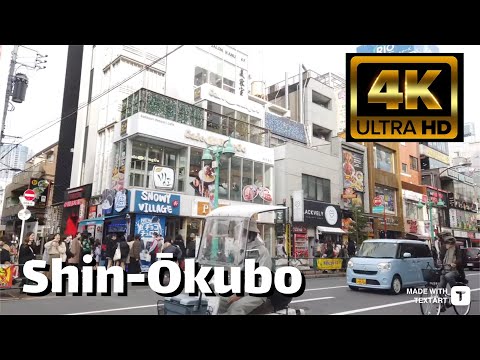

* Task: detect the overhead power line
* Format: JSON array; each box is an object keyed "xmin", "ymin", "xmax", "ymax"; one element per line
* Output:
[{"xmin": 0, "ymin": 45, "xmax": 184, "ymax": 162}]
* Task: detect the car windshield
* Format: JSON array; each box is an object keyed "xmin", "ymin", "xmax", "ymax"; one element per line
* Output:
[
  {"xmin": 357, "ymin": 242, "xmax": 398, "ymax": 259},
  {"xmin": 197, "ymin": 217, "xmax": 249, "ymax": 267},
  {"xmin": 467, "ymin": 248, "xmax": 480, "ymax": 257}
]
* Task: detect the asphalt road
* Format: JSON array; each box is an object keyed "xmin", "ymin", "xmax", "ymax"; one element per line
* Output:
[{"xmin": 1, "ymin": 270, "xmax": 479, "ymax": 316}]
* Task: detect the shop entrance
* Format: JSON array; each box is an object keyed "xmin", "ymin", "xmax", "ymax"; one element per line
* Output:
[
  {"xmin": 186, "ymin": 218, "xmax": 203, "ymax": 239},
  {"xmin": 166, "ymin": 218, "xmax": 181, "ymax": 238}
]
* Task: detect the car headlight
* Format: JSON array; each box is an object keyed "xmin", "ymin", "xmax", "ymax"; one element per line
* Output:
[
  {"xmin": 377, "ymin": 262, "xmax": 391, "ymax": 272},
  {"xmin": 347, "ymin": 260, "xmax": 354, "ymax": 268}
]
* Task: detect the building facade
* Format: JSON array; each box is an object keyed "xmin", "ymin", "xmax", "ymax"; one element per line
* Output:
[
  {"xmin": 95, "ymin": 88, "xmax": 276, "ymax": 260},
  {"xmin": 365, "ymin": 142, "xmax": 404, "ymax": 239},
  {"xmin": 1, "ymin": 143, "xmax": 58, "ymax": 245}
]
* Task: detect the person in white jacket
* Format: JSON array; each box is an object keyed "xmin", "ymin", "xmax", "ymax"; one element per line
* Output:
[
  {"xmin": 218, "ymin": 219, "xmax": 272, "ymax": 315},
  {"xmin": 44, "ymin": 233, "xmax": 66, "ymax": 280}
]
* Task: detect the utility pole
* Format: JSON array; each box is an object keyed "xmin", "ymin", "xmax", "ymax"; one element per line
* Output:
[{"xmin": 1, "ymin": 45, "xmax": 19, "ymax": 146}]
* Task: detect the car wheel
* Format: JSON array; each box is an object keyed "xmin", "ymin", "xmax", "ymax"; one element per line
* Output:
[
  {"xmin": 349, "ymin": 285, "xmax": 359, "ymax": 291},
  {"xmin": 390, "ymin": 275, "xmax": 402, "ymax": 295}
]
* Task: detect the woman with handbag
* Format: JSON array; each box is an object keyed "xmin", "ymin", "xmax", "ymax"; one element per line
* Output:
[{"xmin": 44, "ymin": 233, "xmax": 66, "ymax": 281}]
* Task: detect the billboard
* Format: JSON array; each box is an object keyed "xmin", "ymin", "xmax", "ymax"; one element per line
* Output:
[{"xmin": 30, "ymin": 178, "xmax": 50, "ymax": 208}]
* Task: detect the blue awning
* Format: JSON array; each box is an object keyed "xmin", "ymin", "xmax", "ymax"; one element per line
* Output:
[{"xmin": 78, "ymin": 217, "xmax": 105, "ymax": 226}]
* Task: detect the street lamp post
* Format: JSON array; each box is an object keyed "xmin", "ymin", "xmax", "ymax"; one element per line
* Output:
[{"xmin": 201, "ymin": 138, "xmax": 235, "ymax": 260}]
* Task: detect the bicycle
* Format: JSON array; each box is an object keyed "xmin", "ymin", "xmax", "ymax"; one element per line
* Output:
[{"xmin": 420, "ymin": 264, "xmax": 471, "ymax": 315}]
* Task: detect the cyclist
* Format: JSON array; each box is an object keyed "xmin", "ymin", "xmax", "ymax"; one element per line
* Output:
[{"xmin": 438, "ymin": 237, "xmax": 462, "ymax": 312}]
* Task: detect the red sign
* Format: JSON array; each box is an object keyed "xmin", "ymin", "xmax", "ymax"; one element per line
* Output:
[
  {"xmin": 23, "ymin": 189, "xmax": 36, "ymax": 201},
  {"xmin": 373, "ymin": 196, "xmax": 383, "ymax": 207},
  {"xmin": 64, "ymin": 199, "xmax": 82, "ymax": 208},
  {"xmin": 292, "ymin": 225, "xmax": 307, "ymax": 234}
]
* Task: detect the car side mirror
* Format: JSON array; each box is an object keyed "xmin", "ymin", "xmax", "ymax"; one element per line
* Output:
[{"xmin": 403, "ymin": 252, "xmax": 412, "ymax": 258}]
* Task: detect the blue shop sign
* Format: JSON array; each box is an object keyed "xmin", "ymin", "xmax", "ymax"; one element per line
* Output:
[{"xmin": 134, "ymin": 190, "xmax": 181, "ymax": 215}]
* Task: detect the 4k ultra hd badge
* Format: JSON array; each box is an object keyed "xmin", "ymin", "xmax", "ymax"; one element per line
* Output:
[{"xmin": 346, "ymin": 54, "xmax": 464, "ymax": 142}]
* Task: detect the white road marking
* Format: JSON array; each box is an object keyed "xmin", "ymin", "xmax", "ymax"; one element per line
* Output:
[
  {"xmin": 65, "ymin": 304, "xmax": 159, "ymax": 315},
  {"xmin": 127, "ymin": 274, "xmax": 146, "ymax": 283},
  {"xmin": 304, "ymin": 286, "xmax": 348, "ymax": 292},
  {"xmin": 331, "ymin": 288, "xmax": 480, "ymax": 315},
  {"xmin": 65, "ymin": 296, "xmax": 335, "ymax": 315},
  {"xmin": 291, "ymin": 296, "xmax": 334, "ymax": 304}
]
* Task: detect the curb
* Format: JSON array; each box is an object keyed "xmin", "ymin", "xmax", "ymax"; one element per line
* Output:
[{"xmin": 302, "ymin": 273, "xmax": 347, "ymax": 279}]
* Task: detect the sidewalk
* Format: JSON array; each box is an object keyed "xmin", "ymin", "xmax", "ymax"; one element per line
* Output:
[{"xmin": 301, "ymin": 270, "xmax": 347, "ymax": 279}]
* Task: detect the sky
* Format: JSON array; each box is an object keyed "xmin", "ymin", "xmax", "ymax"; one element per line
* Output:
[{"xmin": 0, "ymin": 44, "xmax": 479, "ymax": 157}]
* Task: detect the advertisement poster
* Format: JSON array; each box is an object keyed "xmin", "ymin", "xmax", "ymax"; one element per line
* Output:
[
  {"xmin": 190, "ymin": 164, "xmax": 215, "ymax": 198},
  {"xmin": 342, "ymin": 149, "xmax": 364, "ymax": 208},
  {"xmin": 134, "ymin": 215, "xmax": 166, "ymax": 272},
  {"xmin": 316, "ymin": 258, "xmax": 342, "ymax": 270},
  {"xmin": 293, "ymin": 233, "xmax": 308, "ymax": 258},
  {"xmin": 29, "ymin": 178, "xmax": 50, "ymax": 208},
  {"xmin": 111, "ymin": 141, "xmax": 126, "ymax": 192},
  {"xmin": 0, "ymin": 265, "xmax": 14, "ymax": 289}
]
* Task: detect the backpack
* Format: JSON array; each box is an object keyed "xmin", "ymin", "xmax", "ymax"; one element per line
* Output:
[{"xmin": 174, "ymin": 245, "xmax": 182, "ymax": 260}]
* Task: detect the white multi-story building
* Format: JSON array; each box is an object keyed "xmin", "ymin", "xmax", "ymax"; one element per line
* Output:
[{"xmin": 69, "ymin": 45, "xmax": 278, "ymax": 263}]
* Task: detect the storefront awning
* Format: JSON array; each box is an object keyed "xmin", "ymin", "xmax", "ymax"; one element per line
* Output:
[
  {"xmin": 78, "ymin": 217, "xmax": 105, "ymax": 227},
  {"xmin": 316, "ymin": 226, "xmax": 346, "ymax": 234}
]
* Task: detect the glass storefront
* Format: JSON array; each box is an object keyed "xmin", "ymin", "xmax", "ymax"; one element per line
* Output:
[
  {"xmin": 126, "ymin": 138, "xmax": 273, "ymax": 204},
  {"xmin": 129, "ymin": 138, "xmax": 187, "ymax": 191}
]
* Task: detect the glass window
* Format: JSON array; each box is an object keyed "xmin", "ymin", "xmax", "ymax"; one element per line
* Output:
[
  {"xmin": 230, "ymin": 157, "xmax": 242, "ymax": 201},
  {"xmin": 242, "ymin": 159, "xmax": 253, "ymax": 202},
  {"xmin": 250, "ymin": 116, "xmax": 262, "ymax": 144},
  {"xmin": 236, "ymin": 112, "xmax": 249, "ymax": 141},
  {"xmin": 375, "ymin": 146, "xmax": 394, "ymax": 173},
  {"xmin": 189, "ymin": 148, "xmax": 203, "ymax": 178},
  {"xmin": 131, "ymin": 141, "xmax": 147, "ymax": 171},
  {"xmin": 302, "ymin": 174, "xmax": 330, "ymax": 202},
  {"xmin": 254, "ymin": 162, "xmax": 264, "ymax": 204},
  {"xmin": 222, "ymin": 107, "xmax": 236, "ymax": 137},
  {"xmin": 177, "ymin": 147, "xmax": 187, "ymax": 192},
  {"xmin": 375, "ymin": 186, "xmax": 396, "ymax": 215},
  {"xmin": 405, "ymin": 201, "xmax": 423, "ymax": 220},
  {"xmin": 209, "ymin": 72, "xmax": 222, "ymax": 89},
  {"xmin": 194, "ymin": 66, "xmax": 208, "ymax": 86},
  {"xmin": 146, "ymin": 145, "xmax": 162, "ymax": 172},
  {"xmin": 164, "ymin": 149, "xmax": 177, "ymax": 168},
  {"xmin": 410, "ymin": 156, "xmax": 418, "ymax": 171},
  {"xmin": 207, "ymin": 102, "xmax": 222, "ymax": 134},
  {"xmin": 401, "ymin": 163, "xmax": 408, "ymax": 173},
  {"xmin": 414, "ymin": 243, "xmax": 431, "ymax": 258}
]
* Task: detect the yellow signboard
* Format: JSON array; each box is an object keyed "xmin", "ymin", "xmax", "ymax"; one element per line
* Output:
[{"xmin": 316, "ymin": 258, "xmax": 343, "ymax": 270}]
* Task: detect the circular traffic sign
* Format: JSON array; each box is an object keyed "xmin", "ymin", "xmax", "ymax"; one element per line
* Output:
[
  {"xmin": 23, "ymin": 189, "xmax": 36, "ymax": 201},
  {"xmin": 373, "ymin": 196, "xmax": 383, "ymax": 207},
  {"xmin": 18, "ymin": 208, "xmax": 31, "ymax": 221}
]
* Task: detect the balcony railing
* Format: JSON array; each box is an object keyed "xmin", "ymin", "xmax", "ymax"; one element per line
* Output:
[{"xmin": 121, "ymin": 88, "xmax": 271, "ymax": 147}]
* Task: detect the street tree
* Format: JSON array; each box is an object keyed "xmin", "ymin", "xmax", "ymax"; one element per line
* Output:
[{"xmin": 349, "ymin": 205, "xmax": 369, "ymax": 245}]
